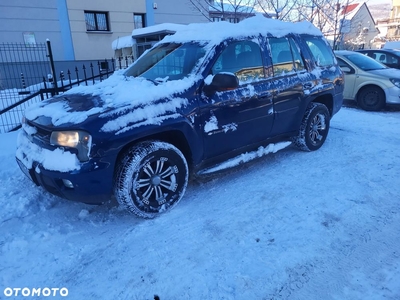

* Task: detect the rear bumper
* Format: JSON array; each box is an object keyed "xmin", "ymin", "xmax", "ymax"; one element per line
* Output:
[{"xmin": 16, "ymin": 156, "xmax": 115, "ymax": 205}]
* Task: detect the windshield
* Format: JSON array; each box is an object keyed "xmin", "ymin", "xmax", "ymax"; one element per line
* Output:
[
  {"xmin": 344, "ymin": 53, "xmax": 387, "ymax": 71},
  {"xmin": 124, "ymin": 42, "xmax": 206, "ymax": 81}
]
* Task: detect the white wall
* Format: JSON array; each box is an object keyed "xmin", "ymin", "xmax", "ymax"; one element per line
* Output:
[
  {"xmin": 66, "ymin": 0, "xmax": 146, "ymax": 60},
  {"xmin": 153, "ymin": 0, "xmax": 208, "ymax": 24},
  {"xmin": 0, "ymin": 0, "xmax": 66, "ymax": 59}
]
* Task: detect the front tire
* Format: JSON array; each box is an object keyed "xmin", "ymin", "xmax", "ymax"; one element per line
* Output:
[
  {"xmin": 292, "ymin": 103, "xmax": 330, "ymax": 151},
  {"xmin": 114, "ymin": 141, "xmax": 189, "ymax": 218},
  {"xmin": 357, "ymin": 86, "xmax": 385, "ymax": 111}
]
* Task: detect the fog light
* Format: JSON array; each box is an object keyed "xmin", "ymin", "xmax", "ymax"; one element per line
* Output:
[{"xmin": 62, "ymin": 179, "xmax": 74, "ymax": 189}]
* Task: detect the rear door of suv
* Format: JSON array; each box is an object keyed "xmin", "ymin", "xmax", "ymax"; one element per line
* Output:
[{"xmin": 267, "ymin": 35, "xmax": 310, "ymax": 136}]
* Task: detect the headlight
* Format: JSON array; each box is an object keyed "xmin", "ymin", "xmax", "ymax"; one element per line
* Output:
[
  {"xmin": 389, "ymin": 78, "xmax": 400, "ymax": 88},
  {"xmin": 50, "ymin": 131, "xmax": 92, "ymax": 161}
]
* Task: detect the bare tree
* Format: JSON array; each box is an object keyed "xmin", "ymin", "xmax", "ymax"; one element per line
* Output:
[
  {"xmin": 291, "ymin": 0, "xmax": 356, "ymax": 49},
  {"xmin": 188, "ymin": 0, "xmax": 362, "ymax": 50},
  {"xmin": 256, "ymin": 0, "xmax": 299, "ymax": 20},
  {"xmin": 188, "ymin": 0, "xmax": 261, "ymax": 22}
]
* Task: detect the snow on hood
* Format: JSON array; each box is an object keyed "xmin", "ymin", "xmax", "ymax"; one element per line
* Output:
[
  {"xmin": 24, "ymin": 71, "xmax": 199, "ymax": 133},
  {"xmin": 368, "ymin": 68, "xmax": 400, "ymax": 78}
]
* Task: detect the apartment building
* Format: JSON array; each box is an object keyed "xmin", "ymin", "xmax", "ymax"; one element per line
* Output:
[{"xmin": 0, "ymin": 0, "xmax": 206, "ymax": 61}]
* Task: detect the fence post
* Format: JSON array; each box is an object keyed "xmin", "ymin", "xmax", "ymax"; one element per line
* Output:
[
  {"xmin": 46, "ymin": 39, "xmax": 58, "ymax": 95},
  {"xmin": 83, "ymin": 64, "xmax": 88, "ymax": 86},
  {"xmin": 60, "ymin": 71, "xmax": 65, "ymax": 90}
]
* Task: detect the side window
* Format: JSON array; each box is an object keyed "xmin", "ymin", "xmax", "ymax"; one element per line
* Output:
[
  {"xmin": 380, "ymin": 53, "xmax": 398, "ymax": 64},
  {"xmin": 377, "ymin": 53, "xmax": 387, "ymax": 64},
  {"xmin": 388, "ymin": 53, "xmax": 399, "ymax": 64},
  {"xmin": 269, "ymin": 37, "xmax": 295, "ymax": 76},
  {"xmin": 211, "ymin": 40, "xmax": 264, "ymax": 84},
  {"xmin": 370, "ymin": 52, "xmax": 379, "ymax": 60},
  {"xmin": 303, "ymin": 36, "xmax": 335, "ymax": 67},
  {"xmin": 289, "ymin": 38, "xmax": 305, "ymax": 71}
]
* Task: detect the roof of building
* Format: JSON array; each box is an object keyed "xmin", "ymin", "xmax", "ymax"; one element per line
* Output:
[
  {"xmin": 341, "ymin": 2, "xmax": 365, "ymax": 20},
  {"xmin": 112, "ymin": 36, "xmax": 134, "ymax": 50},
  {"xmin": 131, "ymin": 23, "xmax": 187, "ymax": 39},
  {"xmin": 341, "ymin": 3, "xmax": 360, "ymax": 15},
  {"xmin": 112, "ymin": 23, "xmax": 187, "ymax": 50}
]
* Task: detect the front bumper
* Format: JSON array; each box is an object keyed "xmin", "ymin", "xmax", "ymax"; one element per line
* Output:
[
  {"xmin": 16, "ymin": 156, "xmax": 114, "ymax": 204},
  {"xmin": 16, "ymin": 130, "xmax": 115, "ymax": 205},
  {"xmin": 385, "ymin": 86, "xmax": 400, "ymax": 105}
]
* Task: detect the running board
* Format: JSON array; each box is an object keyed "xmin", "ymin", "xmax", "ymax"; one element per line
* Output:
[{"xmin": 197, "ymin": 141, "xmax": 292, "ymax": 175}]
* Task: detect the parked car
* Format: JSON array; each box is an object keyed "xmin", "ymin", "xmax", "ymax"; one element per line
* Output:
[
  {"xmin": 357, "ymin": 49, "xmax": 400, "ymax": 69},
  {"xmin": 16, "ymin": 16, "xmax": 344, "ymax": 218},
  {"xmin": 335, "ymin": 50, "xmax": 400, "ymax": 111},
  {"xmin": 383, "ymin": 41, "xmax": 400, "ymax": 50}
]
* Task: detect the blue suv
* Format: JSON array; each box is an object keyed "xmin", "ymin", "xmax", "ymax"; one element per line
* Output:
[{"xmin": 16, "ymin": 16, "xmax": 344, "ymax": 218}]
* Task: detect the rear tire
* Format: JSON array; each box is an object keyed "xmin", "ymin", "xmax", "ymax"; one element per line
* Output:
[
  {"xmin": 114, "ymin": 141, "xmax": 188, "ymax": 218},
  {"xmin": 357, "ymin": 86, "xmax": 385, "ymax": 111},
  {"xmin": 292, "ymin": 103, "xmax": 330, "ymax": 151}
]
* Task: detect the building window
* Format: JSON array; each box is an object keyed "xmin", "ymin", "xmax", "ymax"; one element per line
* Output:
[
  {"xmin": 85, "ymin": 11, "xmax": 109, "ymax": 31},
  {"xmin": 212, "ymin": 17, "xmax": 222, "ymax": 22},
  {"xmin": 134, "ymin": 13, "xmax": 145, "ymax": 29}
]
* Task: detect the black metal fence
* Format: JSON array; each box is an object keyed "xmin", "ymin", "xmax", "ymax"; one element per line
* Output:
[{"xmin": 0, "ymin": 41, "xmax": 132, "ymax": 133}]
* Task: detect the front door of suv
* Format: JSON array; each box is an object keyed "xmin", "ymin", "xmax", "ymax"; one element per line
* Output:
[
  {"xmin": 200, "ymin": 39, "xmax": 274, "ymax": 160},
  {"xmin": 268, "ymin": 36, "xmax": 308, "ymax": 135}
]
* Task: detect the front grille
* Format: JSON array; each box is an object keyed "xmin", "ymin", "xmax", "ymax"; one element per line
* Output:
[
  {"xmin": 24, "ymin": 120, "xmax": 52, "ymax": 147},
  {"xmin": 27, "ymin": 120, "xmax": 51, "ymax": 143}
]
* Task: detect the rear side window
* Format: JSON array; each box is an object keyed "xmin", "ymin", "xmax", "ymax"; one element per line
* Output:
[
  {"xmin": 304, "ymin": 36, "xmax": 335, "ymax": 67},
  {"xmin": 211, "ymin": 40, "xmax": 265, "ymax": 83},
  {"xmin": 269, "ymin": 37, "xmax": 305, "ymax": 76}
]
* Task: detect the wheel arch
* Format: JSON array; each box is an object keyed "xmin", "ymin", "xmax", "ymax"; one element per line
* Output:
[
  {"xmin": 114, "ymin": 129, "xmax": 194, "ymax": 174},
  {"xmin": 355, "ymin": 84, "xmax": 385, "ymax": 100},
  {"xmin": 310, "ymin": 93, "xmax": 334, "ymax": 116}
]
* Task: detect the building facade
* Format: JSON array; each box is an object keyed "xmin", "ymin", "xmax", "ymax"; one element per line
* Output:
[
  {"xmin": 153, "ymin": 0, "xmax": 207, "ymax": 24},
  {"xmin": 65, "ymin": 0, "xmax": 147, "ymax": 60},
  {"xmin": 339, "ymin": 3, "xmax": 379, "ymax": 50},
  {"xmin": 385, "ymin": 0, "xmax": 400, "ymax": 40},
  {"xmin": 0, "ymin": 0, "xmax": 206, "ymax": 62}
]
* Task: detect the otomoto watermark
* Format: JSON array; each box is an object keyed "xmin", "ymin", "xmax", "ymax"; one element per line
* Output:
[{"xmin": 4, "ymin": 287, "xmax": 68, "ymax": 297}]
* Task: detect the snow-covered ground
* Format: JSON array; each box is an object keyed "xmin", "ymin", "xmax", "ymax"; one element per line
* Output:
[{"xmin": 1, "ymin": 106, "xmax": 400, "ymax": 299}]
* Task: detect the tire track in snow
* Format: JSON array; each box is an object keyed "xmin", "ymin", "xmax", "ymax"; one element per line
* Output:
[{"xmin": 266, "ymin": 205, "xmax": 400, "ymax": 300}]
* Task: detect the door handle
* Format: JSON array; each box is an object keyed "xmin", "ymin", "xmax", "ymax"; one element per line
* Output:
[{"xmin": 303, "ymin": 83, "xmax": 312, "ymax": 89}]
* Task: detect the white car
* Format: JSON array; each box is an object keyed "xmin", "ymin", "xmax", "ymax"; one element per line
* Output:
[{"xmin": 335, "ymin": 50, "xmax": 400, "ymax": 111}]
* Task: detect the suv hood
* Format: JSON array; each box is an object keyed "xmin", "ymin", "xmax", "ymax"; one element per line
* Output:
[
  {"xmin": 25, "ymin": 72, "xmax": 197, "ymax": 133},
  {"xmin": 368, "ymin": 68, "xmax": 400, "ymax": 78}
]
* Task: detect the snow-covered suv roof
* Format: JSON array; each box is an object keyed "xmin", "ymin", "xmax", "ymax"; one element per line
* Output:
[{"xmin": 162, "ymin": 14, "xmax": 323, "ymax": 44}]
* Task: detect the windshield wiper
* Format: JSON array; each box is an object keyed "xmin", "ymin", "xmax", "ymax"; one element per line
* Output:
[{"xmin": 145, "ymin": 78, "xmax": 159, "ymax": 85}]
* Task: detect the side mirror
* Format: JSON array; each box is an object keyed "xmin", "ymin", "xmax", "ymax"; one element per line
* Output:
[
  {"xmin": 203, "ymin": 73, "xmax": 239, "ymax": 97},
  {"xmin": 340, "ymin": 66, "xmax": 354, "ymax": 74}
]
